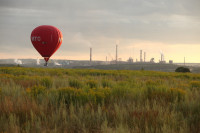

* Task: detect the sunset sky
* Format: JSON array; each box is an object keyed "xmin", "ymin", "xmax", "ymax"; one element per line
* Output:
[{"xmin": 0, "ymin": 0, "xmax": 200, "ymax": 63}]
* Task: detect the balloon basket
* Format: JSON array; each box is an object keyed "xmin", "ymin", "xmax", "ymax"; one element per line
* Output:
[{"xmin": 44, "ymin": 62, "xmax": 48, "ymax": 67}]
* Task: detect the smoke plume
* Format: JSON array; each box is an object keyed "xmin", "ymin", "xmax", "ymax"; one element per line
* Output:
[{"xmin": 14, "ymin": 59, "xmax": 22, "ymax": 65}]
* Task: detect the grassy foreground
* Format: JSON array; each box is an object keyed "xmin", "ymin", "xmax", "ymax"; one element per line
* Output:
[{"xmin": 0, "ymin": 67, "xmax": 200, "ymax": 133}]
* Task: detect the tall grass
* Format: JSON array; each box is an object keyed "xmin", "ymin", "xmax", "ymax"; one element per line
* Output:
[{"xmin": 0, "ymin": 67, "xmax": 200, "ymax": 132}]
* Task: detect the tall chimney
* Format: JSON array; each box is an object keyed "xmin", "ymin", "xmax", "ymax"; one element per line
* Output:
[
  {"xmin": 140, "ymin": 50, "xmax": 143, "ymax": 62},
  {"xmin": 144, "ymin": 52, "xmax": 146, "ymax": 62},
  {"xmin": 90, "ymin": 47, "xmax": 92, "ymax": 62},
  {"xmin": 116, "ymin": 45, "xmax": 118, "ymax": 63},
  {"xmin": 184, "ymin": 57, "xmax": 185, "ymax": 66}
]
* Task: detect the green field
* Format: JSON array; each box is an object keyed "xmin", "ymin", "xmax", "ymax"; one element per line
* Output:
[{"xmin": 0, "ymin": 67, "xmax": 200, "ymax": 133}]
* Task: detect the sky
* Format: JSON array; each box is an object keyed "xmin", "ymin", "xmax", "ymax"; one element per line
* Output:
[{"xmin": 0, "ymin": 0, "xmax": 200, "ymax": 63}]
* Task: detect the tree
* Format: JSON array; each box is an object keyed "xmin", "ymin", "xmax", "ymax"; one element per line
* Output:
[{"xmin": 175, "ymin": 67, "xmax": 190, "ymax": 73}]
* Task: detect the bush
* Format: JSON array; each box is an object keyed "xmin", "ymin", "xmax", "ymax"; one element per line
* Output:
[
  {"xmin": 87, "ymin": 80, "xmax": 98, "ymax": 88},
  {"xmin": 57, "ymin": 87, "xmax": 109, "ymax": 105},
  {"xmin": 190, "ymin": 81, "xmax": 200, "ymax": 88},
  {"xmin": 170, "ymin": 88, "xmax": 186, "ymax": 102},
  {"xmin": 68, "ymin": 79, "xmax": 83, "ymax": 89},
  {"xmin": 30, "ymin": 85, "xmax": 46, "ymax": 96},
  {"xmin": 40, "ymin": 77, "xmax": 53, "ymax": 88},
  {"xmin": 101, "ymin": 79, "xmax": 113, "ymax": 88},
  {"xmin": 175, "ymin": 67, "xmax": 190, "ymax": 73},
  {"xmin": 176, "ymin": 101, "xmax": 200, "ymax": 132}
]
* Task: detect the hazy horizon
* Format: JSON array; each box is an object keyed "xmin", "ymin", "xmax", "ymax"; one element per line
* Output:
[{"xmin": 0, "ymin": 0, "xmax": 200, "ymax": 63}]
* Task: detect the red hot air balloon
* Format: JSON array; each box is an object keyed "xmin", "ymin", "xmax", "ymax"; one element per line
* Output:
[{"xmin": 31, "ymin": 25, "xmax": 63, "ymax": 66}]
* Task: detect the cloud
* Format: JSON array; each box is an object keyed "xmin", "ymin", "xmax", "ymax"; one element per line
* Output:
[{"xmin": 0, "ymin": 0, "xmax": 199, "ymax": 61}]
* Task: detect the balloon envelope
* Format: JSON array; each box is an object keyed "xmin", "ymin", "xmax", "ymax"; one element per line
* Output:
[{"xmin": 31, "ymin": 25, "xmax": 63, "ymax": 62}]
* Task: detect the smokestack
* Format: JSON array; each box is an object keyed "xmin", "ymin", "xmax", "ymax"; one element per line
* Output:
[
  {"xmin": 161, "ymin": 54, "xmax": 163, "ymax": 61},
  {"xmin": 90, "ymin": 47, "xmax": 92, "ymax": 62},
  {"xmin": 144, "ymin": 52, "xmax": 146, "ymax": 62},
  {"xmin": 116, "ymin": 45, "xmax": 118, "ymax": 63},
  {"xmin": 140, "ymin": 50, "xmax": 143, "ymax": 62},
  {"xmin": 184, "ymin": 57, "xmax": 185, "ymax": 66}
]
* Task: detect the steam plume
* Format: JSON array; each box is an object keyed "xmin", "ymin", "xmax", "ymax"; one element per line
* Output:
[{"xmin": 14, "ymin": 59, "xmax": 22, "ymax": 65}]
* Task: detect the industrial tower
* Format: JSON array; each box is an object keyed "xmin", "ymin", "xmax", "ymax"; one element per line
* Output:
[
  {"xmin": 116, "ymin": 45, "xmax": 118, "ymax": 64},
  {"xmin": 140, "ymin": 50, "xmax": 143, "ymax": 62},
  {"xmin": 90, "ymin": 47, "xmax": 92, "ymax": 62}
]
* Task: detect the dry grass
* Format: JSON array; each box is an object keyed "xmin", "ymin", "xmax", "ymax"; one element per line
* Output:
[{"xmin": 0, "ymin": 67, "xmax": 200, "ymax": 132}]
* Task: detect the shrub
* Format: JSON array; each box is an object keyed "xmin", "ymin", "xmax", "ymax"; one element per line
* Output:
[
  {"xmin": 145, "ymin": 86, "xmax": 170, "ymax": 102},
  {"xmin": 176, "ymin": 101, "xmax": 200, "ymax": 132},
  {"xmin": 175, "ymin": 67, "xmax": 190, "ymax": 73},
  {"xmin": 40, "ymin": 77, "xmax": 53, "ymax": 88},
  {"xmin": 190, "ymin": 81, "xmax": 200, "ymax": 88},
  {"xmin": 145, "ymin": 81, "xmax": 186, "ymax": 103},
  {"xmin": 68, "ymin": 78, "xmax": 83, "ymax": 89},
  {"xmin": 30, "ymin": 85, "xmax": 46, "ymax": 96},
  {"xmin": 57, "ymin": 87, "xmax": 80, "ymax": 104},
  {"xmin": 101, "ymin": 79, "xmax": 113, "ymax": 88},
  {"xmin": 111, "ymin": 87, "xmax": 132, "ymax": 99},
  {"xmin": 170, "ymin": 88, "xmax": 186, "ymax": 102},
  {"xmin": 87, "ymin": 80, "xmax": 98, "ymax": 88},
  {"xmin": 88, "ymin": 89, "xmax": 105, "ymax": 104}
]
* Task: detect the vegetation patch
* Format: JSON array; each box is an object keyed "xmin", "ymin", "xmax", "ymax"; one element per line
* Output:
[
  {"xmin": 175, "ymin": 67, "xmax": 191, "ymax": 73},
  {"xmin": 0, "ymin": 67, "xmax": 199, "ymax": 132}
]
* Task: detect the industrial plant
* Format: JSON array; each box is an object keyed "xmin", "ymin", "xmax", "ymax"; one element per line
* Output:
[
  {"xmin": 1, "ymin": 44, "xmax": 175, "ymax": 66},
  {"xmin": 5, "ymin": 43, "xmax": 199, "ymax": 72}
]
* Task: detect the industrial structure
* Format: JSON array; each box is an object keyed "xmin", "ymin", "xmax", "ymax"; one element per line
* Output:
[
  {"xmin": 159, "ymin": 52, "xmax": 166, "ymax": 64},
  {"xmin": 90, "ymin": 47, "xmax": 92, "ymax": 62},
  {"xmin": 140, "ymin": 50, "xmax": 143, "ymax": 62},
  {"xmin": 116, "ymin": 45, "xmax": 118, "ymax": 64},
  {"xmin": 144, "ymin": 52, "xmax": 146, "ymax": 62},
  {"xmin": 127, "ymin": 57, "xmax": 133, "ymax": 63},
  {"xmin": 82, "ymin": 46, "xmax": 174, "ymax": 65},
  {"xmin": 150, "ymin": 58, "xmax": 155, "ymax": 63},
  {"xmin": 184, "ymin": 57, "xmax": 185, "ymax": 66}
]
